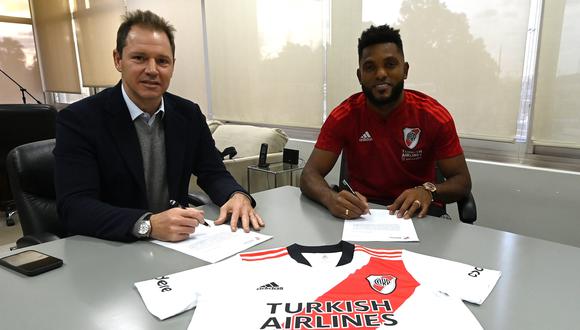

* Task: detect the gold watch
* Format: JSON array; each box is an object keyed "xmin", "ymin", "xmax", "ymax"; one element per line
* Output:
[{"xmin": 422, "ymin": 182, "xmax": 437, "ymax": 200}]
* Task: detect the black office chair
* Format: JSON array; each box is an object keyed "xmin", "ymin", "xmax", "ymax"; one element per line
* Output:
[
  {"xmin": 188, "ymin": 192, "xmax": 211, "ymax": 207},
  {"xmin": 6, "ymin": 139, "xmax": 65, "ymax": 248},
  {"xmin": 337, "ymin": 154, "xmax": 477, "ymax": 224},
  {"xmin": 0, "ymin": 104, "xmax": 57, "ymax": 227}
]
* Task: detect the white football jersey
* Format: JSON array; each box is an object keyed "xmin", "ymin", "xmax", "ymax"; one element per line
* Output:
[{"xmin": 135, "ymin": 241, "xmax": 500, "ymax": 329}]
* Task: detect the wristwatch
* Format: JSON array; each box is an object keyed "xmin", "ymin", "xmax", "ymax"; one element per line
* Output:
[
  {"xmin": 422, "ymin": 182, "xmax": 437, "ymax": 200},
  {"xmin": 136, "ymin": 214, "xmax": 152, "ymax": 238}
]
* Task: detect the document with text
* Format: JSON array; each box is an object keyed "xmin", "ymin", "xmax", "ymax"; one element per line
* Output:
[
  {"xmin": 342, "ymin": 209, "xmax": 419, "ymax": 242},
  {"xmin": 151, "ymin": 220, "xmax": 272, "ymax": 263}
]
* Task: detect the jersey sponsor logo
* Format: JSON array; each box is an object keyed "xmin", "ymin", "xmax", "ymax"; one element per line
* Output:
[
  {"xmin": 358, "ymin": 131, "xmax": 373, "ymax": 142},
  {"xmin": 403, "ymin": 127, "xmax": 421, "ymax": 149},
  {"xmin": 261, "ymin": 300, "xmax": 397, "ymax": 329},
  {"xmin": 257, "ymin": 282, "xmax": 284, "ymax": 290},
  {"xmin": 401, "ymin": 149, "xmax": 423, "ymax": 161},
  {"xmin": 367, "ymin": 275, "xmax": 397, "ymax": 295}
]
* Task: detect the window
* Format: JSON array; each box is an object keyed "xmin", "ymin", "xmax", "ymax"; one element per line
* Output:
[
  {"xmin": 0, "ymin": 0, "xmax": 43, "ymax": 104},
  {"xmin": 204, "ymin": 0, "xmax": 531, "ymax": 141},
  {"xmin": 532, "ymin": 0, "xmax": 580, "ymax": 149},
  {"xmin": 205, "ymin": 0, "xmax": 325, "ymax": 127},
  {"xmin": 329, "ymin": 0, "xmax": 530, "ymax": 142}
]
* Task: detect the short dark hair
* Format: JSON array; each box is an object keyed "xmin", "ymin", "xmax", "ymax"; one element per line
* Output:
[
  {"xmin": 116, "ymin": 10, "xmax": 176, "ymax": 57},
  {"xmin": 358, "ymin": 24, "xmax": 404, "ymax": 60}
]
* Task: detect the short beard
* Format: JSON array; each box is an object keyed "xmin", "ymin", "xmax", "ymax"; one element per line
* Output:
[{"xmin": 362, "ymin": 80, "xmax": 405, "ymax": 108}]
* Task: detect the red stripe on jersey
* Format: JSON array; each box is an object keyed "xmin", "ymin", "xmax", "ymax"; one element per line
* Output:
[
  {"xmin": 241, "ymin": 251, "xmax": 288, "ymax": 262},
  {"xmin": 409, "ymin": 92, "xmax": 452, "ymax": 124},
  {"xmin": 240, "ymin": 247, "xmax": 287, "ymax": 258},
  {"xmin": 357, "ymin": 251, "xmax": 402, "ymax": 261},
  {"xmin": 355, "ymin": 245, "xmax": 401, "ymax": 255},
  {"xmin": 355, "ymin": 246, "xmax": 402, "ymax": 259},
  {"xmin": 331, "ymin": 94, "xmax": 365, "ymax": 122},
  {"xmin": 288, "ymin": 257, "xmax": 419, "ymax": 329}
]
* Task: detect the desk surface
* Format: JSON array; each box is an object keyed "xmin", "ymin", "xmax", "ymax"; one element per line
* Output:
[{"xmin": 1, "ymin": 186, "xmax": 579, "ymax": 329}]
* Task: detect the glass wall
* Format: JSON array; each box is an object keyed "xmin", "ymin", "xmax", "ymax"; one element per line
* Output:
[
  {"xmin": 328, "ymin": 0, "xmax": 530, "ymax": 142},
  {"xmin": 205, "ymin": 0, "xmax": 531, "ymax": 142},
  {"xmin": 14, "ymin": 0, "xmax": 580, "ymax": 157},
  {"xmin": 0, "ymin": 0, "xmax": 43, "ymax": 104},
  {"xmin": 205, "ymin": 0, "xmax": 325, "ymax": 127}
]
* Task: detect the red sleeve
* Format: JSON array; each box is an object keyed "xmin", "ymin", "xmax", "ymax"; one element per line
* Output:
[
  {"xmin": 315, "ymin": 112, "xmax": 346, "ymax": 155},
  {"xmin": 434, "ymin": 116, "xmax": 463, "ymax": 160}
]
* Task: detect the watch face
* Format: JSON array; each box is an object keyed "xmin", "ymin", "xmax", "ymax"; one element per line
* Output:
[
  {"xmin": 138, "ymin": 221, "xmax": 151, "ymax": 235},
  {"xmin": 423, "ymin": 182, "xmax": 437, "ymax": 192}
]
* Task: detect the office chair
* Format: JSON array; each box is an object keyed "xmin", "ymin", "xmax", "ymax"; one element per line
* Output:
[
  {"xmin": 0, "ymin": 104, "xmax": 57, "ymax": 227},
  {"xmin": 188, "ymin": 192, "xmax": 211, "ymax": 207},
  {"xmin": 6, "ymin": 139, "xmax": 65, "ymax": 248},
  {"xmin": 337, "ymin": 154, "xmax": 477, "ymax": 224}
]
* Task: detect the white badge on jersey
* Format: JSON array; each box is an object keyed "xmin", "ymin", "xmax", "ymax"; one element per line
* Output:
[
  {"xmin": 367, "ymin": 274, "xmax": 397, "ymax": 294},
  {"xmin": 403, "ymin": 127, "xmax": 421, "ymax": 149}
]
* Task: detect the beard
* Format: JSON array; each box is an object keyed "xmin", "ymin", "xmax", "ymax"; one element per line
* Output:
[{"xmin": 362, "ymin": 80, "xmax": 405, "ymax": 108}]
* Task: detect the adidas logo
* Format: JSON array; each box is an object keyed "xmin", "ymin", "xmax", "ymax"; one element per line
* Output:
[
  {"xmin": 359, "ymin": 131, "xmax": 373, "ymax": 142},
  {"xmin": 256, "ymin": 282, "xmax": 283, "ymax": 290}
]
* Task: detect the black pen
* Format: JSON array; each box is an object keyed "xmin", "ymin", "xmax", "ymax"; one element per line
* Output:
[
  {"xmin": 169, "ymin": 199, "xmax": 209, "ymax": 226},
  {"xmin": 341, "ymin": 179, "xmax": 371, "ymax": 214}
]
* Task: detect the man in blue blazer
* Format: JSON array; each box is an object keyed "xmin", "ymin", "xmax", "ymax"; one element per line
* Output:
[{"xmin": 54, "ymin": 10, "xmax": 264, "ymax": 242}]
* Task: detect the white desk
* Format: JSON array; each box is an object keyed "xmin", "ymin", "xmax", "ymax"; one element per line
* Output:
[{"xmin": 1, "ymin": 186, "xmax": 579, "ymax": 329}]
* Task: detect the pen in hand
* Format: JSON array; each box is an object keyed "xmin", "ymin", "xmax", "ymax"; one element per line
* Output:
[
  {"xmin": 169, "ymin": 199, "xmax": 209, "ymax": 227},
  {"xmin": 341, "ymin": 179, "xmax": 371, "ymax": 215}
]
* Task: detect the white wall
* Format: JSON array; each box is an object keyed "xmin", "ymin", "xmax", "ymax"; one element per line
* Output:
[{"xmin": 464, "ymin": 160, "xmax": 580, "ymax": 247}]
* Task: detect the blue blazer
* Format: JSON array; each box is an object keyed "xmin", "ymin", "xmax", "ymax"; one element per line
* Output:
[{"xmin": 54, "ymin": 82, "xmax": 252, "ymax": 242}]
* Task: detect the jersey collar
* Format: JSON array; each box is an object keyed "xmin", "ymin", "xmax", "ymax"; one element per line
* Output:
[{"xmin": 287, "ymin": 241, "xmax": 355, "ymax": 267}]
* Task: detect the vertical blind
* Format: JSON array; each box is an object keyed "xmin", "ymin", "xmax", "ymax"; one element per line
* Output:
[
  {"xmin": 532, "ymin": 0, "xmax": 580, "ymax": 148},
  {"xmin": 73, "ymin": 0, "xmax": 123, "ymax": 87},
  {"xmin": 125, "ymin": 0, "xmax": 209, "ymax": 113},
  {"xmin": 26, "ymin": 0, "xmax": 580, "ymax": 150},
  {"xmin": 327, "ymin": 0, "xmax": 531, "ymax": 142},
  {"xmin": 205, "ymin": 0, "xmax": 325, "ymax": 127},
  {"xmin": 204, "ymin": 0, "xmax": 531, "ymax": 138},
  {"xmin": 29, "ymin": 0, "xmax": 81, "ymax": 93}
]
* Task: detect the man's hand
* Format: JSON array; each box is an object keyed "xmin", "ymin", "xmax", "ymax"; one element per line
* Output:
[
  {"xmin": 214, "ymin": 193, "xmax": 265, "ymax": 232},
  {"xmin": 387, "ymin": 187, "xmax": 432, "ymax": 219},
  {"xmin": 149, "ymin": 207, "xmax": 206, "ymax": 242},
  {"xmin": 328, "ymin": 190, "xmax": 370, "ymax": 220}
]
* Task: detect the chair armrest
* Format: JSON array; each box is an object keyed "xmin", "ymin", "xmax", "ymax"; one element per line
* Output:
[
  {"xmin": 188, "ymin": 192, "xmax": 211, "ymax": 207},
  {"xmin": 16, "ymin": 232, "xmax": 61, "ymax": 249},
  {"xmin": 457, "ymin": 192, "xmax": 477, "ymax": 224}
]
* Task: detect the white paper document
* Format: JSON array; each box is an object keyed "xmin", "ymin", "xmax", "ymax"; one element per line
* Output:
[
  {"xmin": 151, "ymin": 220, "xmax": 272, "ymax": 263},
  {"xmin": 342, "ymin": 209, "xmax": 419, "ymax": 242}
]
